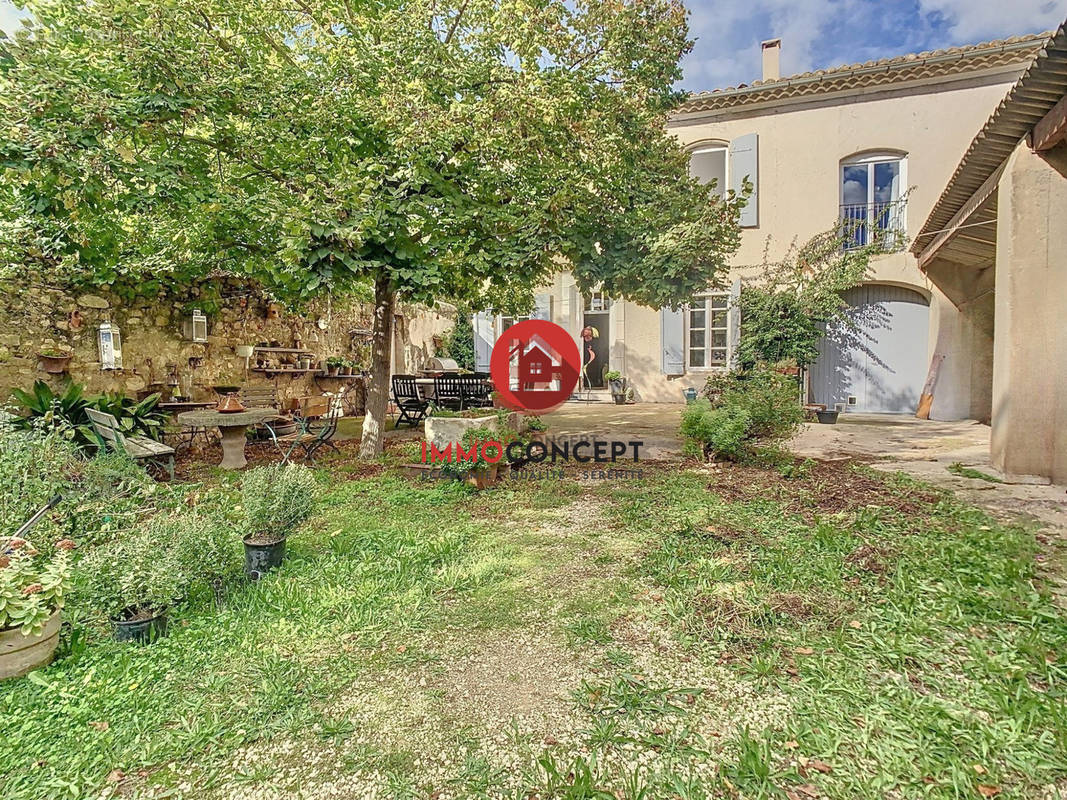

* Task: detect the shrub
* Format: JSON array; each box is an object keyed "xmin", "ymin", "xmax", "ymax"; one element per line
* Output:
[
  {"xmin": 524, "ymin": 416, "xmax": 548, "ymax": 432},
  {"xmin": 241, "ymin": 464, "xmax": 317, "ymax": 543},
  {"xmin": 681, "ymin": 367, "xmax": 803, "ymax": 461},
  {"xmin": 0, "ymin": 542, "xmax": 73, "ymax": 634},
  {"xmin": 76, "ymin": 511, "xmax": 240, "ymax": 620}
]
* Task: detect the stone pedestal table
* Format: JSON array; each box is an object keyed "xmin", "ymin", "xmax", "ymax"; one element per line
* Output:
[{"xmin": 176, "ymin": 407, "xmax": 278, "ymax": 470}]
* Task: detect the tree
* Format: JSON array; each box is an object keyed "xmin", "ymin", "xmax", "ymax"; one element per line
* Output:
[
  {"xmin": 0, "ymin": 0, "xmax": 744, "ymax": 456},
  {"xmin": 438, "ymin": 308, "xmax": 476, "ymax": 372},
  {"xmin": 735, "ymin": 232, "xmax": 874, "ymax": 370}
]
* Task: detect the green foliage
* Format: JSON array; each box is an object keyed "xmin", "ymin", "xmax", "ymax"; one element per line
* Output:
[
  {"xmin": 524, "ymin": 416, "xmax": 548, "ymax": 432},
  {"xmin": 605, "ymin": 370, "xmax": 622, "ymax": 382},
  {"xmin": 680, "ymin": 367, "xmax": 803, "ymax": 461},
  {"xmin": 241, "ymin": 464, "xmax": 318, "ymax": 542},
  {"xmin": 437, "ymin": 309, "xmax": 476, "ymax": 372},
  {"xmin": 0, "ymin": 545, "xmax": 72, "ymax": 635},
  {"xmin": 8, "ymin": 380, "xmax": 167, "ymax": 450},
  {"xmin": 736, "ymin": 231, "xmax": 874, "ymax": 369}
]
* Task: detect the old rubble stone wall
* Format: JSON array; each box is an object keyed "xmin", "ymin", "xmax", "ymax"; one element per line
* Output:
[{"xmin": 0, "ymin": 279, "xmax": 456, "ymax": 411}]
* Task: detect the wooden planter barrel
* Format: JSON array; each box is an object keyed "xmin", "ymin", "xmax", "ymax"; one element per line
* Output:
[{"xmin": 0, "ymin": 611, "xmax": 61, "ymax": 681}]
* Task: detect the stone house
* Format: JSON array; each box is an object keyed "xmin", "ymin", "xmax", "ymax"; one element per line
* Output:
[
  {"xmin": 475, "ymin": 32, "xmax": 1047, "ymax": 418},
  {"xmin": 913, "ymin": 22, "xmax": 1067, "ymax": 483}
]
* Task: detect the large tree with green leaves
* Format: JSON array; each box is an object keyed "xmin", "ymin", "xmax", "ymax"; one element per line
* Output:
[{"xmin": 0, "ymin": 0, "xmax": 743, "ymax": 456}]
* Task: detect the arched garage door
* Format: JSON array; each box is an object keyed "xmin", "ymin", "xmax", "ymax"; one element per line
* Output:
[{"xmin": 810, "ymin": 285, "xmax": 930, "ymax": 414}]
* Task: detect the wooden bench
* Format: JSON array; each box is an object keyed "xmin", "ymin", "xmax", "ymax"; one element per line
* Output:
[{"xmin": 85, "ymin": 408, "xmax": 175, "ymax": 480}]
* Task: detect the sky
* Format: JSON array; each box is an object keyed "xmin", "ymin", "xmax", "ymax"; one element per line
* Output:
[{"xmin": 1, "ymin": 0, "xmax": 1065, "ymax": 92}]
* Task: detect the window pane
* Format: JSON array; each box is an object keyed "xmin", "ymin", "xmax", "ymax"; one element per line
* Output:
[
  {"xmin": 689, "ymin": 308, "xmax": 705, "ymax": 328},
  {"xmin": 712, "ymin": 331, "xmax": 727, "ymax": 348},
  {"xmin": 689, "ymin": 149, "xmax": 726, "ymax": 194},
  {"xmin": 710, "ymin": 295, "xmax": 728, "ymax": 310},
  {"xmin": 710, "ymin": 309, "xmax": 727, "ymax": 328},
  {"xmin": 710, "ymin": 348, "xmax": 727, "ymax": 365},
  {"xmin": 874, "ymin": 161, "xmax": 900, "ymax": 203},
  {"xmin": 690, "ymin": 329, "xmax": 705, "ymax": 348},
  {"xmin": 842, "ymin": 164, "xmax": 868, "ymax": 206},
  {"xmin": 689, "ymin": 348, "xmax": 705, "ymax": 367}
]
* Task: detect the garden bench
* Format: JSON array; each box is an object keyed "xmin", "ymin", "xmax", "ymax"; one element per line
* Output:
[{"xmin": 85, "ymin": 408, "xmax": 175, "ymax": 480}]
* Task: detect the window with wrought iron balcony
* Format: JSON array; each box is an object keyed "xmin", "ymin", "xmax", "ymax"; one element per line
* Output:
[{"xmin": 839, "ymin": 152, "xmax": 907, "ymax": 251}]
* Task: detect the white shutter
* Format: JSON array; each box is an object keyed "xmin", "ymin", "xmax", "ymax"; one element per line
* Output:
[
  {"xmin": 727, "ymin": 278, "xmax": 742, "ymax": 368},
  {"xmin": 729, "ymin": 133, "xmax": 758, "ymax": 228},
  {"xmin": 661, "ymin": 307, "xmax": 685, "ymax": 376},
  {"xmin": 532, "ymin": 292, "xmax": 551, "ymax": 321},
  {"xmin": 473, "ymin": 311, "xmax": 495, "ymax": 372}
]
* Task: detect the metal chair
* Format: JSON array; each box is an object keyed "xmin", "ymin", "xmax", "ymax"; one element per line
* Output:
[
  {"xmin": 264, "ymin": 397, "xmax": 343, "ymax": 464},
  {"xmin": 391, "ymin": 374, "xmax": 430, "ymax": 428}
]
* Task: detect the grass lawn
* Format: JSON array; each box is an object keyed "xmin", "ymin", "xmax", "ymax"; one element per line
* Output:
[{"xmin": 1, "ymin": 447, "xmax": 1065, "ymax": 799}]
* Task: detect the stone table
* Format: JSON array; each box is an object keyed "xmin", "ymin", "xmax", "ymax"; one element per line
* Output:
[{"xmin": 176, "ymin": 407, "xmax": 278, "ymax": 470}]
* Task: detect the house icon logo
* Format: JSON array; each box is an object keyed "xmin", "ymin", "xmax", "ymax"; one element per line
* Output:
[{"xmin": 490, "ymin": 320, "xmax": 580, "ymax": 413}]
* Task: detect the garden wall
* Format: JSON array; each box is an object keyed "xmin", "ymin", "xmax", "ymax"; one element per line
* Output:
[{"xmin": 0, "ymin": 279, "xmax": 455, "ymax": 410}]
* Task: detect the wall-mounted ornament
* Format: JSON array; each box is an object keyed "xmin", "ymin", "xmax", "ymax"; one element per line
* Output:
[
  {"xmin": 185, "ymin": 308, "xmax": 208, "ymax": 342},
  {"xmin": 266, "ymin": 303, "xmax": 282, "ymax": 320},
  {"xmin": 68, "ymin": 310, "xmax": 83, "ymax": 331},
  {"xmin": 98, "ymin": 322, "xmax": 122, "ymax": 370}
]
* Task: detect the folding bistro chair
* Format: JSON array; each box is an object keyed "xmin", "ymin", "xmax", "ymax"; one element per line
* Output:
[
  {"xmin": 391, "ymin": 375, "xmax": 430, "ymax": 428},
  {"xmin": 432, "ymin": 373, "xmax": 464, "ymax": 412},
  {"xmin": 263, "ymin": 396, "xmax": 343, "ymax": 464},
  {"xmin": 459, "ymin": 375, "xmax": 492, "ymax": 409}
]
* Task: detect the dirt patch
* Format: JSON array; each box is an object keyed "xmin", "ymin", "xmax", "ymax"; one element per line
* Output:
[
  {"xmin": 705, "ymin": 458, "xmax": 941, "ymax": 518},
  {"xmin": 845, "ymin": 543, "xmax": 895, "ymax": 575}
]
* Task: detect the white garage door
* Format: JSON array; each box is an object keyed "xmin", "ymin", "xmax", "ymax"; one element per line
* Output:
[{"xmin": 810, "ymin": 285, "xmax": 930, "ymax": 414}]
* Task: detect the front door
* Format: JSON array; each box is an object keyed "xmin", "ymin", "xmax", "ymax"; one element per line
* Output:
[{"xmin": 581, "ymin": 291, "xmax": 611, "ymax": 388}]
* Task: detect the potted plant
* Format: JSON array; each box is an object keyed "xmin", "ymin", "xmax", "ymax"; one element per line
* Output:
[
  {"xmin": 816, "ymin": 409, "xmax": 839, "ymax": 424},
  {"xmin": 341, "ymin": 358, "xmax": 358, "ymax": 377},
  {"xmin": 81, "ymin": 524, "xmax": 180, "ymax": 643},
  {"xmin": 0, "ymin": 539, "xmax": 73, "ymax": 680},
  {"xmin": 297, "ymin": 355, "xmax": 312, "ymax": 370},
  {"xmin": 325, "ymin": 356, "xmax": 344, "ymax": 377},
  {"xmin": 524, "ymin": 416, "xmax": 548, "ymax": 444},
  {"xmin": 37, "ymin": 349, "xmax": 73, "ymax": 375},
  {"xmin": 241, "ymin": 464, "xmax": 317, "ymax": 580},
  {"xmin": 606, "ymin": 370, "xmax": 627, "ymax": 404}
]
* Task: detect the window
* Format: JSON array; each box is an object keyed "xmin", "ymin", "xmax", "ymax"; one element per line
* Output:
[
  {"xmin": 584, "ymin": 290, "xmax": 611, "ymax": 313},
  {"xmin": 688, "ymin": 293, "xmax": 729, "ymax": 368},
  {"xmin": 689, "ymin": 145, "xmax": 727, "ymax": 196},
  {"xmin": 840, "ymin": 152, "xmax": 906, "ymax": 249}
]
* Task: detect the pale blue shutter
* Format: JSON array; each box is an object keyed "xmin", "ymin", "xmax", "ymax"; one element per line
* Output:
[
  {"xmin": 729, "ymin": 133, "xmax": 758, "ymax": 228},
  {"xmin": 728, "ymin": 279, "xmax": 741, "ymax": 367},
  {"xmin": 661, "ymin": 308, "xmax": 685, "ymax": 375},
  {"xmin": 532, "ymin": 292, "xmax": 551, "ymax": 321},
  {"xmin": 473, "ymin": 312, "xmax": 495, "ymax": 372}
]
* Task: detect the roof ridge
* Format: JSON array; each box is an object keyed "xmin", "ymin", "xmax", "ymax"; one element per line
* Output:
[{"xmin": 685, "ymin": 31, "xmax": 1052, "ymax": 101}]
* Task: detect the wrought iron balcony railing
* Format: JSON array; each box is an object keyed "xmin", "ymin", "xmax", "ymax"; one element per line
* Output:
[{"xmin": 839, "ymin": 200, "xmax": 906, "ymax": 251}]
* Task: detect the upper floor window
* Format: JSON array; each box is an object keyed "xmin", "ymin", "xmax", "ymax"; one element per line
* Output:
[
  {"xmin": 689, "ymin": 144, "xmax": 728, "ymax": 196},
  {"xmin": 688, "ymin": 293, "xmax": 729, "ymax": 368},
  {"xmin": 584, "ymin": 290, "xmax": 612, "ymax": 313},
  {"xmin": 840, "ymin": 152, "xmax": 906, "ymax": 250}
]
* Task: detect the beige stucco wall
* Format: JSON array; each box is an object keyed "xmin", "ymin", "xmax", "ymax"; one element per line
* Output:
[
  {"xmin": 533, "ymin": 70, "xmax": 1024, "ymax": 407},
  {"xmin": 990, "ymin": 143, "xmax": 1067, "ymax": 483}
]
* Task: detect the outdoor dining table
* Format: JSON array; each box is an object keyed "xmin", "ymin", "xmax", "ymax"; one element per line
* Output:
[{"xmin": 175, "ymin": 407, "xmax": 278, "ymax": 470}]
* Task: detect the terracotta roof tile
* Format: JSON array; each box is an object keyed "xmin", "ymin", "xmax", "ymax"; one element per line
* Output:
[{"xmin": 675, "ymin": 33, "xmax": 1050, "ymax": 116}]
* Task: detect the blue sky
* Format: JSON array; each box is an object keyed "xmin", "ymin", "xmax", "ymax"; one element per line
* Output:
[{"xmin": 2, "ymin": 0, "xmax": 1065, "ymax": 91}]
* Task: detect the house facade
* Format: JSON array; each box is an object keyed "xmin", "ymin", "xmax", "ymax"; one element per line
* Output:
[
  {"xmin": 476, "ymin": 33, "xmax": 1046, "ymax": 414},
  {"xmin": 913, "ymin": 22, "xmax": 1067, "ymax": 483}
]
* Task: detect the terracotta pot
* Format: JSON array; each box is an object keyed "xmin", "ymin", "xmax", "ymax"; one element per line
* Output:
[
  {"xmin": 37, "ymin": 354, "xmax": 72, "ymax": 374},
  {"xmin": 216, "ymin": 393, "xmax": 246, "ymax": 413},
  {"xmin": 1, "ymin": 610, "xmax": 61, "ymax": 681}
]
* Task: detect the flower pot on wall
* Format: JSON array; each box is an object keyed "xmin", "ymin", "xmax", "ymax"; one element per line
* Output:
[
  {"xmin": 37, "ymin": 353, "xmax": 72, "ymax": 375},
  {"xmin": 0, "ymin": 611, "xmax": 61, "ymax": 680}
]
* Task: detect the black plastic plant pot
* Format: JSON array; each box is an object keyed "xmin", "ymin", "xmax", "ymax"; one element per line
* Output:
[
  {"xmin": 816, "ymin": 410, "xmax": 840, "ymax": 424},
  {"xmin": 612, "ymin": 394, "xmax": 626, "ymax": 405},
  {"xmin": 113, "ymin": 610, "xmax": 168, "ymax": 644},
  {"xmin": 244, "ymin": 536, "xmax": 286, "ymax": 581}
]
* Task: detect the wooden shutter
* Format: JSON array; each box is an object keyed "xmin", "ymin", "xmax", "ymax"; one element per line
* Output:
[
  {"xmin": 661, "ymin": 307, "xmax": 685, "ymax": 375},
  {"xmin": 727, "ymin": 279, "xmax": 742, "ymax": 367},
  {"xmin": 473, "ymin": 311, "xmax": 495, "ymax": 372},
  {"xmin": 729, "ymin": 133, "xmax": 758, "ymax": 228}
]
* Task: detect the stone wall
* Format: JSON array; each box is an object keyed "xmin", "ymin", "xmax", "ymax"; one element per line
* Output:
[{"xmin": 0, "ymin": 279, "xmax": 456, "ymax": 412}]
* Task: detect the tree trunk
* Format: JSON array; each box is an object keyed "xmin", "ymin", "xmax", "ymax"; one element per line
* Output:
[{"xmin": 359, "ymin": 275, "xmax": 395, "ymax": 459}]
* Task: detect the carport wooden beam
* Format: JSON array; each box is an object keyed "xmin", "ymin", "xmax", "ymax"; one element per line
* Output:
[{"xmin": 1031, "ymin": 92, "xmax": 1067, "ymax": 151}]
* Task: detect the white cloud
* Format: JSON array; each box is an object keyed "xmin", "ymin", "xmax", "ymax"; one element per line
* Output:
[{"xmin": 917, "ymin": 0, "xmax": 1067, "ymax": 41}]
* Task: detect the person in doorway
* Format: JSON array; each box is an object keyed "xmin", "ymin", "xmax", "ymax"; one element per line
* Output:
[{"xmin": 580, "ymin": 326, "xmax": 599, "ymax": 391}]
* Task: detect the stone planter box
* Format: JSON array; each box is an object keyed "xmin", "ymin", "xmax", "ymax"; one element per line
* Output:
[
  {"xmin": 1, "ymin": 610, "xmax": 61, "ymax": 681},
  {"xmin": 424, "ymin": 411, "xmax": 523, "ymax": 449}
]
